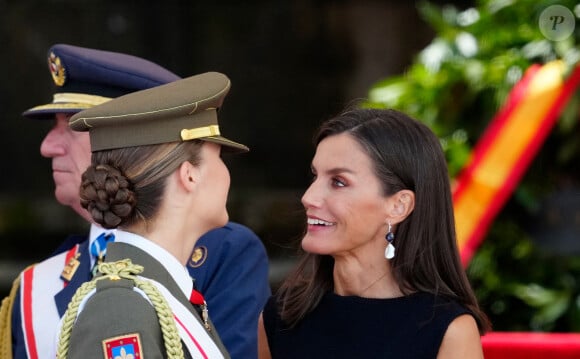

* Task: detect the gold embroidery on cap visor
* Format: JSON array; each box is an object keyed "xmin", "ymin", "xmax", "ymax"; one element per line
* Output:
[
  {"xmin": 52, "ymin": 93, "xmax": 112, "ymax": 107},
  {"xmin": 22, "ymin": 93, "xmax": 112, "ymax": 115},
  {"xmin": 181, "ymin": 125, "xmax": 221, "ymax": 141}
]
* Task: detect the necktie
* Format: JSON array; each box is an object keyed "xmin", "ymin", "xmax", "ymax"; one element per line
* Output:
[
  {"xmin": 190, "ymin": 287, "xmax": 210, "ymax": 331},
  {"xmin": 90, "ymin": 232, "xmax": 115, "ymax": 276}
]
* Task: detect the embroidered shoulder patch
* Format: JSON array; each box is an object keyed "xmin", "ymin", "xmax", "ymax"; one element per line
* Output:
[
  {"xmin": 102, "ymin": 333, "xmax": 143, "ymax": 359},
  {"xmin": 188, "ymin": 245, "xmax": 208, "ymax": 268}
]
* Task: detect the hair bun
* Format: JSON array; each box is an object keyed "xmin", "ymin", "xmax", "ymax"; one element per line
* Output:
[{"xmin": 80, "ymin": 164, "xmax": 136, "ymax": 229}]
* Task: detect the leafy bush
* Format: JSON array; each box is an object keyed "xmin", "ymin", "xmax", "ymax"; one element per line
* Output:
[{"xmin": 365, "ymin": 0, "xmax": 580, "ymax": 331}]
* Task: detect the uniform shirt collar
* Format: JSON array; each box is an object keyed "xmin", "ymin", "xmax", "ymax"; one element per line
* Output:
[
  {"xmin": 88, "ymin": 224, "xmax": 116, "ymax": 269},
  {"xmin": 113, "ymin": 229, "xmax": 193, "ymax": 298}
]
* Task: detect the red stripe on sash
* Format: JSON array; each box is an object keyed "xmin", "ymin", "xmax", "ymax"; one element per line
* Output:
[
  {"xmin": 174, "ymin": 315, "xmax": 209, "ymax": 359},
  {"xmin": 22, "ymin": 268, "xmax": 39, "ymax": 359},
  {"xmin": 21, "ymin": 245, "xmax": 78, "ymax": 359}
]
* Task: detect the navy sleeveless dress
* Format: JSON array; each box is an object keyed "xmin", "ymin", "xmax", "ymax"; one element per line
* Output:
[{"xmin": 263, "ymin": 291, "xmax": 471, "ymax": 359}]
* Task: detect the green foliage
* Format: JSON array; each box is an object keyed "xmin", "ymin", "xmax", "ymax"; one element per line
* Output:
[{"xmin": 366, "ymin": 0, "xmax": 580, "ymax": 331}]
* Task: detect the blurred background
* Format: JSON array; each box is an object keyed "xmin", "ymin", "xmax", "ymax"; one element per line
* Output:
[{"xmin": 1, "ymin": 0, "xmax": 580, "ymax": 332}]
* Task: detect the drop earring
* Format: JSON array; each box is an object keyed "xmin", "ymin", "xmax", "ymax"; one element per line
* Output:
[{"xmin": 385, "ymin": 222, "xmax": 395, "ymax": 259}]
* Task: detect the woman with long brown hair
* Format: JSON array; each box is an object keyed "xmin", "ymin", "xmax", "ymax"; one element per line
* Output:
[{"xmin": 259, "ymin": 108, "xmax": 490, "ymax": 359}]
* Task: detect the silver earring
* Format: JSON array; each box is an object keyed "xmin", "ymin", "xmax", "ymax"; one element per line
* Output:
[{"xmin": 385, "ymin": 222, "xmax": 395, "ymax": 259}]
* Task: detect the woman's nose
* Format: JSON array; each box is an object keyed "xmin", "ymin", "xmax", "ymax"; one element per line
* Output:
[{"xmin": 301, "ymin": 181, "xmax": 322, "ymax": 209}]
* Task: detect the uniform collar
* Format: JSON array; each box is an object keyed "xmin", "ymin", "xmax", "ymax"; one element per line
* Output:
[
  {"xmin": 88, "ymin": 224, "xmax": 116, "ymax": 269},
  {"xmin": 113, "ymin": 229, "xmax": 193, "ymax": 298}
]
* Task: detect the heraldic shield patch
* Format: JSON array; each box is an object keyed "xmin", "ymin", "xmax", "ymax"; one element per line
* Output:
[{"xmin": 102, "ymin": 333, "xmax": 143, "ymax": 359}]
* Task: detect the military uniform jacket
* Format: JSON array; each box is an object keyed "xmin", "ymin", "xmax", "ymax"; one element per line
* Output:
[
  {"xmin": 59, "ymin": 231, "xmax": 229, "ymax": 359},
  {"xmin": 11, "ymin": 226, "xmax": 101, "ymax": 359},
  {"xmin": 189, "ymin": 222, "xmax": 271, "ymax": 358},
  {"xmin": 8, "ymin": 221, "xmax": 268, "ymax": 359}
]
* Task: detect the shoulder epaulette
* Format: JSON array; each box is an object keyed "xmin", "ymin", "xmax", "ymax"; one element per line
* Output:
[{"xmin": 56, "ymin": 259, "xmax": 185, "ymax": 359}]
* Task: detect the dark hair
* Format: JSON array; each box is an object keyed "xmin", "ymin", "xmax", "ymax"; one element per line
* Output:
[
  {"xmin": 80, "ymin": 140, "xmax": 203, "ymax": 229},
  {"xmin": 277, "ymin": 108, "xmax": 491, "ymax": 333}
]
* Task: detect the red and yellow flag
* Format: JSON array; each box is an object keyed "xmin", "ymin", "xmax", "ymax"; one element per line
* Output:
[{"xmin": 453, "ymin": 61, "xmax": 580, "ymax": 266}]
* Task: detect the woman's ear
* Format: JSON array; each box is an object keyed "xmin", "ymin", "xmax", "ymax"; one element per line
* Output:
[
  {"xmin": 386, "ymin": 189, "xmax": 415, "ymax": 224},
  {"xmin": 178, "ymin": 161, "xmax": 199, "ymax": 192}
]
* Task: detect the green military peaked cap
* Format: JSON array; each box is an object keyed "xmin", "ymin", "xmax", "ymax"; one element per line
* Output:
[{"xmin": 69, "ymin": 71, "xmax": 249, "ymax": 153}]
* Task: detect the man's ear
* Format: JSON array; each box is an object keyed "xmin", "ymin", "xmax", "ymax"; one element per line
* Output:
[
  {"xmin": 178, "ymin": 161, "xmax": 199, "ymax": 192},
  {"xmin": 386, "ymin": 189, "xmax": 415, "ymax": 224}
]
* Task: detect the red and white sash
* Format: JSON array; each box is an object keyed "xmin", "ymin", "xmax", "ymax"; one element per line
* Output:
[
  {"xmin": 20, "ymin": 245, "xmax": 79, "ymax": 359},
  {"xmin": 147, "ymin": 277, "xmax": 225, "ymax": 359}
]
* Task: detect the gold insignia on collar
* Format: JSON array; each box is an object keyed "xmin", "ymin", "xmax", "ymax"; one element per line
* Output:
[
  {"xmin": 189, "ymin": 246, "xmax": 208, "ymax": 268},
  {"xmin": 60, "ymin": 253, "xmax": 80, "ymax": 282},
  {"xmin": 48, "ymin": 52, "xmax": 66, "ymax": 86}
]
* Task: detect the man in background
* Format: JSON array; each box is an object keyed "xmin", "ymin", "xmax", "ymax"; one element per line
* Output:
[{"xmin": 0, "ymin": 44, "xmax": 270, "ymax": 359}]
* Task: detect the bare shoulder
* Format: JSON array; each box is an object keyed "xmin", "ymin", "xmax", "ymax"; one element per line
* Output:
[
  {"xmin": 437, "ymin": 314, "xmax": 483, "ymax": 359},
  {"xmin": 258, "ymin": 313, "xmax": 272, "ymax": 359}
]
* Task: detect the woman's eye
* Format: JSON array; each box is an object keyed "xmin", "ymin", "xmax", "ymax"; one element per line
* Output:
[{"xmin": 332, "ymin": 178, "xmax": 346, "ymax": 187}]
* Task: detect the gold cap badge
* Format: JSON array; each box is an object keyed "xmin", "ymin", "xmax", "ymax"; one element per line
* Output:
[{"xmin": 48, "ymin": 51, "xmax": 66, "ymax": 86}]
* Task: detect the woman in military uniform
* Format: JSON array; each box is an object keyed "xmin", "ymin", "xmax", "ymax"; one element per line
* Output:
[{"xmin": 56, "ymin": 72, "xmax": 247, "ymax": 359}]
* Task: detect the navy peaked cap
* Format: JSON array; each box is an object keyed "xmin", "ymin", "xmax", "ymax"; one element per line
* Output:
[{"xmin": 22, "ymin": 43, "xmax": 181, "ymax": 119}]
